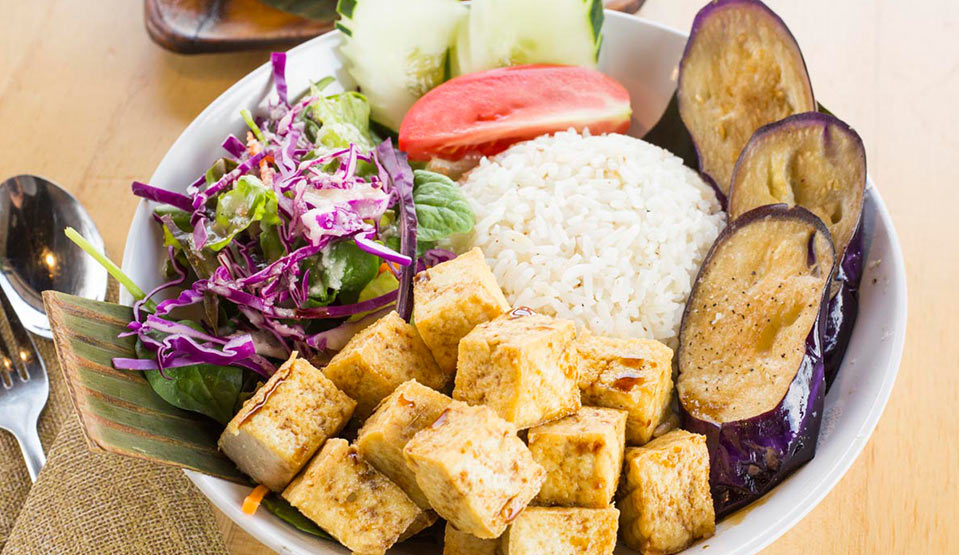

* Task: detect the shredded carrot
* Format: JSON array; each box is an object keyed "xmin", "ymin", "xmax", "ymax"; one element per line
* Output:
[
  {"xmin": 378, "ymin": 262, "xmax": 390, "ymax": 275},
  {"xmin": 246, "ymin": 132, "xmax": 262, "ymax": 156},
  {"xmin": 242, "ymin": 485, "xmax": 270, "ymax": 515},
  {"xmin": 259, "ymin": 159, "xmax": 275, "ymax": 187}
]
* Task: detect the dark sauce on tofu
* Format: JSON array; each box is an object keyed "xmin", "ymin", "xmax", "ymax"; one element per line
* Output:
[
  {"xmin": 611, "ymin": 371, "xmax": 647, "ymax": 391},
  {"xmin": 238, "ymin": 371, "xmax": 289, "ymax": 425}
]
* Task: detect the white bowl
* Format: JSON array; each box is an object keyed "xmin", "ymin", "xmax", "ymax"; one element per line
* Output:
[{"xmin": 120, "ymin": 11, "xmax": 907, "ymax": 555}]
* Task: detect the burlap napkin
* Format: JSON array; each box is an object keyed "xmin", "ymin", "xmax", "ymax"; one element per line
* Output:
[{"xmin": 0, "ymin": 284, "xmax": 230, "ymax": 554}]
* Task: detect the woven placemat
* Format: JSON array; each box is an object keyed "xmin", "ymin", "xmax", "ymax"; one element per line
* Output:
[{"xmin": 0, "ymin": 282, "xmax": 230, "ymax": 554}]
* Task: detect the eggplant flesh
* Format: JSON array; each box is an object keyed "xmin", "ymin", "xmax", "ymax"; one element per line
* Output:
[
  {"xmin": 677, "ymin": 205, "xmax": 835, "ymax": 518},
  {"xmin": 728, "ymin": 112, "xmax": 866, "ymax": 265},
  {"xmin": 678, "ymin": 0, "xmax": 816, "ymax": 195},
  {"xmin": 728, "ymin": 112, "xmax": 867, "ymax": 387}
]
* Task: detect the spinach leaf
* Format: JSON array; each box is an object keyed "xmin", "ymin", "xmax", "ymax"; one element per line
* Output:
[
  {"xmin": 329, "ymin": 240, "xmax": 380, "ymax": 300},
  {"xmin": 261, "ymin": 494, "xmax": 332, "ymax": 539},
  {"xmin": 412, "ymin": 170, "xmax": 474, "ymax": 242},
  {"xmin": 136, "ymin": 338, "xmax": 244, "ymax": 425},
  {"xmin": 303, "ymin": 240, "xmax": 379, "ymax": 305},
  {"xmin": 207, "ymin": 176, "xmax": 281, "ymax": 251}
]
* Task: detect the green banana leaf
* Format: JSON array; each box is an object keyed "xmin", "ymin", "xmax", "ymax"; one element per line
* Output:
[
  {"xmin": 43, "ymin": 291, "xmax": 246, "ymax": 483},
  {"xmin": 259, "ymin": 0, "xmax": 338, "ymax": 21}
]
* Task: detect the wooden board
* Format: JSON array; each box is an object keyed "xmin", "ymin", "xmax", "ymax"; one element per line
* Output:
[
  {"xmin": 2, "ymin": 0, "xmax": 957, "ymax": 553},
  {"xmin": 145, "ymin": 0, "xmax": 334, "ymax": 54},
  {"xmin": 146, "ymin": 0, "xmax": 646, "ymax": 54}
]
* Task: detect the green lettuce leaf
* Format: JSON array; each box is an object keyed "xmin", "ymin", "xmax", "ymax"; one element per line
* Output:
[
  {"xmin": 348, "ymin": 270, "xmax": 399, "ymax": 322},
  {"xmin": 310, "ymin": 90, "xmax": 375, "ymax": 151},
  {"xmin": 207, "ymin": 176, "xmax": 281, "ymax": 251},
  {"xmin": 205, "ymin": 158, "xmax": 239, "ymax": 186}
]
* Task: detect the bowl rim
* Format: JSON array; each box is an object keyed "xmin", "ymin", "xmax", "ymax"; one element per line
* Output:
[{"xmin": 120, "ymin": 10, "xmax": 907, "ymax": 555}]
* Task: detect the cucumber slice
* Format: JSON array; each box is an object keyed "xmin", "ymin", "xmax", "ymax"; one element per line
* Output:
[
  {"xmin": 337, "ymin": 0, "xmax": 467, "ymax": 131},
  {"xmin": 457, "ymin": 0, "xmax": 604, "ymax": 75}
]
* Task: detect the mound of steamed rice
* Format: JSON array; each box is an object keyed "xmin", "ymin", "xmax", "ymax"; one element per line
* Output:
[{"xmin": 455, "ymin": 130, "xmax": 726, "ymax": 347}]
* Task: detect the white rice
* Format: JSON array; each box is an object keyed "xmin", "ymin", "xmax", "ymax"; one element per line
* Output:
[{"xmin": 454, "ymin": 130, "xmax": 725, "ymax": 348}]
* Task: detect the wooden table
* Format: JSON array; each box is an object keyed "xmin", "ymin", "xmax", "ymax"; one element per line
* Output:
[{"xmin": 2, "ymin": 1, "xmax": 956, "ymax": 553}]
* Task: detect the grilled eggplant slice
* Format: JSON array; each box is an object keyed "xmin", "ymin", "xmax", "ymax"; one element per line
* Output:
[
  {"xmin": 678, "ymin": 0, "xmax": 816, "ymax": 197},
  {"xmin": 728, "ymin": 112, "xmax": 866, "ymax": 386},
  {"xmin": 678, "ymin": 205, "xmax": 835, "ymax": 518}
]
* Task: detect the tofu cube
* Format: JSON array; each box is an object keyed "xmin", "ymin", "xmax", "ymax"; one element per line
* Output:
[
  {"xmin": 219, "ymin": 352, "xmax": 355, "ymax": 491},
  {"xmin": 528, "ymin": 407, "xmax": 627, "ymax": 508},
  {"xmin": 403, "ymin": 401, "xmax": 545, "ymax": 539},
  {"xmin": 324, "ymin": 311, "xmax": 447, "ymax": 419},
  {"xmin": 356, "ymin": 380, "xmax": 453, "ymax": 509},
  {"xmin": 576, "ymin": 336, "xmax": 673, "ymax": 445},
  {"xmin": 619, "ymin": 430, "xmax": 715, "ymax": 554},
  {"xmin": 501, "ymin": 506, "xmax": 619, "ymax": 555},
  {"xmin": 398, "ymin": 509, "xmax": 438, "ymax": 542},
  {"xmin": 413, "ymin": 247, "xmax": 511, "ymax": 373},
  {"xmin": 444, "ymin": 523, "xmax": 500, "ymax": 555},
  {"xmin": 454, "ymin": 310, "xmax": 580, "ymax": 429},
  {"xmin": 282, "ymin": 438, "xmax": 424, "ymax": 555}
]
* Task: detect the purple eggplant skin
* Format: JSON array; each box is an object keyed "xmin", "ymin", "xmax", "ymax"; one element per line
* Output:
[
  {"xmin": 824, "ymin": 219, "xmax": 865, "ymax": 388},
  {"xmin": 678, "ymin": 205, "xmax": 835, "ymax": 519},
  {"xmin": 683, "ymin": 314, "xmax": 826, "ymax": 519},
  {"xmin": 677, "ymin": 0, "xmax": 816, "ymax": 195}
]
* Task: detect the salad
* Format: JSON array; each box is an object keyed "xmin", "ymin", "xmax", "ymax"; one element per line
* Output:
[{"xmin": 78, "ymin": 53, "xmax": 475, "ymax": 425}]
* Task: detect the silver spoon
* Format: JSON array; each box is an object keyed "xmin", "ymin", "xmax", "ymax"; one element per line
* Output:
[{"xmin": 0, "ymin": 175, "xmax": 108, "ymax": 337}]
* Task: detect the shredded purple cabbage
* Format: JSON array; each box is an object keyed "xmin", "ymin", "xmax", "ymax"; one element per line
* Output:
[
  {"xmin": 121, "ymin": 53, "xmax": 431, "ymax": 378},
  {"xmin": 221, "ymin": 135, "xmax": 247, "ymax": 158},
  {"xmin": 132, "ymin": 181, "xmax": 193, "ymax": 212},
  {"xmin": 376, "ymin": 139, "xmax": 418, "ymax": 321},
  {"xmin": 271, "ymin": 52, "xmax": 290, "ymax": 107}
]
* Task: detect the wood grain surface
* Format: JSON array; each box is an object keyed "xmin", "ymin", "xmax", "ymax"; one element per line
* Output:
[
  {"xmin": 145, "ymin": 0, "xmax": 335, "ymax": 54},
  {"xmin": 1, "ymin": 1, "xmax": 956, "ymax": 553}
]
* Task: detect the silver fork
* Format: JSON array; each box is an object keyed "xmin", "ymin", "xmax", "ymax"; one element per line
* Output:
[{"xmin": 0, "ymin": 287, "xmax": 48, "ymax": 482}]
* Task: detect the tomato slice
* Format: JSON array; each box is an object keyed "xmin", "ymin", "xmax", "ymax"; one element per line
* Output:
[{"xmin": 398, "ymin": 64, "xmax": 632, "ymax": 162}]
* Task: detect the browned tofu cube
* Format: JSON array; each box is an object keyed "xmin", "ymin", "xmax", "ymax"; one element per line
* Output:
[
  {"xmin": 403, "ymin": 401, "xmax": 545, "ymax": 539},
  {"xmin": 282, "ymin": 438, "xmax": 425, "ymax": 555},
  {"xmin": 454, "ymin": 310, "xmax": 579, "ymax": 429},
  {"xmin": 413, "ymin": 247, "xmax": 511, "ymax": 373},
  {"xmin": 356, "ymin": 380, "xmax": 453, "ymax": 509},
  {"xmin": 619, "ymin": 430, "xmax": 715, "ymax": 554},
  {"xmin": 444, "ymin": 523, "xmax": 500, "ymax": 555},
  {"xmin": 324, "ymin": 311, "xmax": 447, "ymax": 419},
  {"xmin": 218, "ymin": 352, "xmax": 355, "ymax": 492},
  {"xmin": 398, "ymin": 509, "xmax": 438, "ymax": 542},
  {"xmin": 576, "ymin": 335, "xmax": 673, "ymax": 445},
  {"xmin": 528, "ymin": 407, "xmax": 627, "ymax": 508},
  {"xmin": 501, "ymin": 506, "xmax": 619, "ymax": 554}
]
